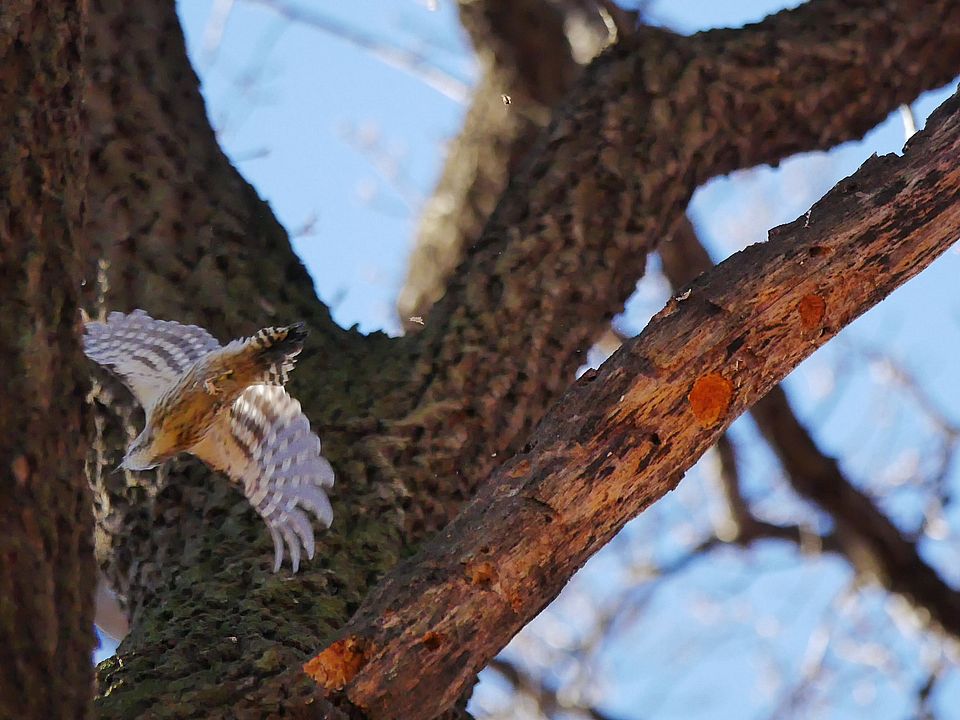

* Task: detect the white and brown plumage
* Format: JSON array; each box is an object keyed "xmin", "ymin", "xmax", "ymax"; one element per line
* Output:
[{"xmin": 83, "ymin": 309, "xmax": 334, "ymax": 572}]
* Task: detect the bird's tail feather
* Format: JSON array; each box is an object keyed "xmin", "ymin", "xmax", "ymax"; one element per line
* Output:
[{"xmin": 248, "ymin": 322, "xmax": 308, "ymax": 386}]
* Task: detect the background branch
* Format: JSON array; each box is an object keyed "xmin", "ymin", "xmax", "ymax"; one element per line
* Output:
[{"xmin": 398, "ymin": 0, "xmax": 591, "ymax": 326}]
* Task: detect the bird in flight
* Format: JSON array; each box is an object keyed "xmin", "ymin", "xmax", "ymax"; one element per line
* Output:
[{"xmin": 83, "ymin": 309, "xmax": 334, "ymax": 573}]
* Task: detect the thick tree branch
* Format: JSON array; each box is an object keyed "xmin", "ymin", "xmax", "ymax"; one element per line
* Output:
[
  {"xmin": 661, "ymin": 217, "xmax": 960, "ymax": 639},
  {"xmin": 307, "ymin": 89, "xmax": 960, "ymax": 719},
  {"xmin": 0, "ymin": 3, "xmax": 94, "ymax": 718},
  {"xmin": 391, "ymin": 0, "xmax": 960, "ymax": 538},
  {"xmin": 83, "ymin": 4, "xmax": 414, "ymax": 716},
  {"xmin": 84, "ymin": 0, "xmax": 406, "ymax": 620}
]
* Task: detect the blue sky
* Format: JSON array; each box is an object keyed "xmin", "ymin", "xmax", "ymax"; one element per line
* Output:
[{"xmin": 96, "ymin": 2, "xmax": 960, "ymax": 717}]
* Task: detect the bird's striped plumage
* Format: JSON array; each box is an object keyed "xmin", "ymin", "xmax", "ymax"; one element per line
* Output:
[{"xmin": 83, "ymin": 309, "xmax": 334, "ymax": 572}]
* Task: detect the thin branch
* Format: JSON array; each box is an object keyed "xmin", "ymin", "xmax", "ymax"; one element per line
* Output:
[
  {"xmin": 242, "ymin": 0, "xmax": 470, "ymax": 102},
  {"xmin": 339, "ymin": 123, "xmax": 424, "ymax": 213},
  {"xmin": 594, "ymin": 0, "xmax": 639, "ymax": 41},
  {"xmin": 852, "ymin": 343, "xmax": 960, "ymax": 438},
  {"xmin": 709, "ymin": 436, "xmax": 837, "ymax": 554},
  {"xmin": 199, "ymin": 0, "xmax": 236, "ymax": 63},
  {"xmin": 916, "ymin": 659, "xmax": 946, "ymax": 720},
  {"xmin": 762, "ymin": 582, "xmax": 856, "ymax": 720}
]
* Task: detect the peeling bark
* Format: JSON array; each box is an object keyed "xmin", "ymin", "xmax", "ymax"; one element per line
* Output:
[
  {"xmin": 310, "ymin": 90, "xmax": 960, "ymax": 720},
  {"xmin": 0, "ymin": 3, "xmax": 93, "ymax": 718}
]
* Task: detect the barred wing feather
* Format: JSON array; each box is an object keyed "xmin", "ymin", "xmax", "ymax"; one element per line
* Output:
[
  {"xmin": 191, "ymin": 384, "xmax": 335, "ymax": 572},
  {"xmin": 83, "ymin": 309, "xmax": 221, "ymax": 411}
]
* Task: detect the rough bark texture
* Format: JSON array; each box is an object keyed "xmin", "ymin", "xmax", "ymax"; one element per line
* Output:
[
  {"xmin": 0, "ymin": 2, "xmax": 93, "ymax": 719},
  {"xmin": 83, "ymin": 3, "xmax": 406, "ymax": 717},
  {"xmin": 80, "ymin": 0, "xmax": 398, "ymax": 539},
  {"xmin": 57, "ymin": 0, "xmax": 960, "ymax": 717},
  {"xmin": 309, "ymin": 90, "xmax": 960, "ymax": 720}
]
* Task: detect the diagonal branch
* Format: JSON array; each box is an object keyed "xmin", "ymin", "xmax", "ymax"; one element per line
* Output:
[
  {"xmin": 660, "ymin": 209, "xmax": 960, "ymax": 634},
  {"xmin": 242, "ymin": 0, "xmax": 471, "ymax": 102},
  {"xmin": 306, "ymin": 87, "xmax": 960, "ymax": 720}
]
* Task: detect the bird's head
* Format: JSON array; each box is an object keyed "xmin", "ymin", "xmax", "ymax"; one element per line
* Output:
[{"xmin": 119, "ymin": 428, "xmax": 162, "ymax": 472}]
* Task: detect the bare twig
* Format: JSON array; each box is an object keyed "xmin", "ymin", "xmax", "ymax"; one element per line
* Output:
[{"xmin": 242, "ymin": 0, "xmax": 470, "ymax": 102}]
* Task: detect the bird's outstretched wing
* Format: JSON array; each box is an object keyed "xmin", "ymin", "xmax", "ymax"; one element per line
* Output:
[
  {"xmin": 191, "ymin": 384, "xmax": 335, "ymax": 572},
  {"xmin": 83, "ymin": 309, "xmax": 221, "ymax": 411}
]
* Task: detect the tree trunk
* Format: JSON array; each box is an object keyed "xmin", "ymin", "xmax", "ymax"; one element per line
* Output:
[{"xmin": 0, "ymin": 3, "xmax": 93, "ymax": 719}]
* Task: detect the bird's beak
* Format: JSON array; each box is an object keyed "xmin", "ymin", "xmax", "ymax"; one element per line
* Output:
[{"xmin": 115, "ymin": 452, "xmax": 136, "ymax": 472}]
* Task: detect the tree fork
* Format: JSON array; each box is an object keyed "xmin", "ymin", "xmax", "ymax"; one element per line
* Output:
[{"xmin": 307, "ymin": 88, "xmax": 960, "ymax": 720}]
